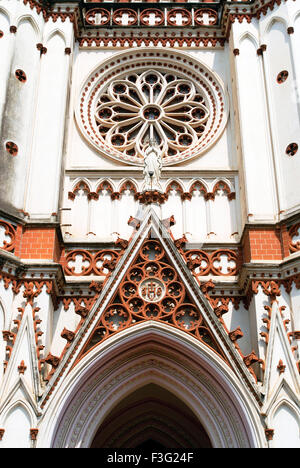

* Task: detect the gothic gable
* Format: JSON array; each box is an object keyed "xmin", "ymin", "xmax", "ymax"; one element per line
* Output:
[{"xmin": 40, "ymin": 208, "xmax": 261, "ymax": 408}]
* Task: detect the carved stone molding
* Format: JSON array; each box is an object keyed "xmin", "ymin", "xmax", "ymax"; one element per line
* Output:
[{"xmin": 48, "ymin": 336, "xmax": 258, "ymax": 447}]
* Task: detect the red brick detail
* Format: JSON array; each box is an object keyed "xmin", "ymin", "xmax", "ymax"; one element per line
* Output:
[
  {"xmin": 242, "ymin": 227, "xmax": 285, "ymax": 262},
  {"xmin": 279, "ymin": 224, "xmax": 290, "ymax": 259},
  {"xmin": 19, "ymin": 227, "xmax": 61, "ymax": 261},
  {"xmin": 53, "ymin": 230, "xmax": 61, "ymax": 263},
  {"xmin": 14, "ymin": 225, "xmax": 23, "ymax": 257}
]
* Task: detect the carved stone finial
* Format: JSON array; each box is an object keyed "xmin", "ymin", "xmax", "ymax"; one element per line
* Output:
[
  {"xmin": 267, "ymin": 280, "xmax": 281, "ymax": 303},
  {"xmin": 128, "ymin": 216, "xmax": 141, "ymax": 230}
]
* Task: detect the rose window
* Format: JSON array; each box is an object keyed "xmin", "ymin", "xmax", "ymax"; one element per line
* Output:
[
  {"xmin": 77, "ymin": 49, "xmax": 228, "ymax": 165},
  {"xmin": 94, "ymin": 70, "xmax": 210, "ymax": 161}
]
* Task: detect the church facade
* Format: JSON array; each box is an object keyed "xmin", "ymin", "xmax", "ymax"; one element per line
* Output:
[{"xmin": 0, "ymin": 0, "xmax": 300, "ymax": 448}]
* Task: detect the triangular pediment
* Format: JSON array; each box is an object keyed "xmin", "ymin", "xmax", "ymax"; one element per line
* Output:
[
  {"xmin": 78, "ymin": 230, "xmax": 228, "ymax": 365},
  {"xmin": 41, "ymin": 207, "xmax": 262, "ymax": 406}
]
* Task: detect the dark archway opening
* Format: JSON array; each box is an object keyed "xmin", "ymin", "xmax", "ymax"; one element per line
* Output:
[{"xmin": 90, "ymin": 384, "xmax": 212, "ymax": 448}]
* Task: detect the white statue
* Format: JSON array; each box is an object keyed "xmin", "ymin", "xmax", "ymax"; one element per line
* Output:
[{"xmin": 142, "ymin": 139, "xmax": 162, "ymax": 192}]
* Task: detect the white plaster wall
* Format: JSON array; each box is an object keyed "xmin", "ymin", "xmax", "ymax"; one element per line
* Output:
[
  {"xmin": 117, "ymin": 188, "xmax": 138, "ymax": 240},
  {"xmin": 0, "ymin": 8, "xmax": 12, "ymax": 131},
  {"xmin": 0, "ymin": 18, "xmax": 40, "ymax": 209},
  {"xmin": 2, "ymin": 404, "xmax": 31, "ymax": 448},
  {"xmin": 289, "ymin": 284, "xmax": 300, "ymax": 331},
  {"xmin": 59, "ymin": 42, "xmax": 244, "ymax": 243},
  {"xmin": 162, "ymin": 186, "xmax": 183, "ymax": 240},
  {"xmin": 186, "ymin": 191, "xmax": 207, "ymax": 243},
  {"xmin": 262, "ymin": 19, "xmax": 300, "ymax": 215},
  {"xmin": 293, "ymin": 15, "xmax": 300, "ymax": 109},
  {"xmin": 272, "ymin": 404, "xmax": 300, "ymax": 448},
  {"xmin": 63, "ymin": 175, "xmax": 238, "ymax": 243},
  {"xmin": 210, "ymin": 190, "xmax": 234, "ymax": 240},
  {"xmin": 225, "ymin": 301, "xmax": 252, "ymax": 356},
  {"xmin": 0, "ymin": 301, "xmax": 5, "ymax": 382},
  {"xmin": 71, "ymin": 188, "xmax": 90, "ymax": 238},
  {"xmin": 51, "ymin": 301, "xmax": 81, "ymax": 358},
  {"xmin": 26, "ymin": 24, "xmax": 73, "ymax": 217},
  {"xmin": 233, "ymin": 29, "xmax": 277, "ymax": 222},
  {"xmin": 90, "ymin": 189, "xmax": 113, "ymax": 240}
]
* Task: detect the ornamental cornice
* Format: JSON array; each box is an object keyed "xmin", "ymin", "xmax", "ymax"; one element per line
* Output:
[
  {"xmin": 18, "ymin": 0, "xmax": 295, "ymax": 49},
  {"xmin": 75, "ymin": 0, "xmax": 292, "ymax": 45},
  {"xmin": 78, "ymin": 34, "xmax": 226, "ymax": 48},
  {"xmin": 22, "ymin": 0, "xmax": 78, "ymax": 23}
]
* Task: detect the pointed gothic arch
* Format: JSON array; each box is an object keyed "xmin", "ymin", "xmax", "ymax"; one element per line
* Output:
[
  {"xmin": 96, "ymin": 179, "xmax": 114, "ymax": 195},
  {"xmin": 90, "ymin": 382, "xmax": 213, "ymax": 448},
  {"xmin": 70, "ymin": 178, "xmax": 92, "ymax": 197},
  {"xmin": 263, "ymin": 16, "xmax": 288, "ymax": 39},
  {"xmin": 270, "ymin": 399, "xmax": 300, "ymax": 448},
  {"xmin": 238, "ymin": 31, "xmax": 259, "ymax": 49},
  {"xmin": 1, "ymin": 398, "xmax": 36, "ymax": 428},
  {"xmin": 0, "ymin": 7, "xmax": 11, "ymax": 23},
  {"xmin": 16, "ymin": 15, "xmax": 41, "ymax": 38},
  {"xmin": 165, "ymin": 179, "xmax": 184, "ymax": 196},
  {"xmin": 44, "ymin": 29, "xmax": 67, "ymax": 47},
  {"xmin": 0, "ymin": 399, "xmax": 36, "ymax": 448},
  {"xmin": 188, "ymin": 179, "xmax": 208, "ymax": 196},
  {"xmin": 118, "ymin": 179, "xmax": 138, "ymax": 194},
  {"xmin": 41, "ymin": 323, "xmax": 264, "ymax": 448}
]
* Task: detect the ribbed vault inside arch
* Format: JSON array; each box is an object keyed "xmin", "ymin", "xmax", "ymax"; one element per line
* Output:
[{"xmin": 90, "ymin": 383, "xmax": 212, "ymax": 448}]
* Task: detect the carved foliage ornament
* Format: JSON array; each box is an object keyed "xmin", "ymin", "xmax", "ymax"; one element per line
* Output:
[{"xmin": 77, "ymin": 49, "xmax": 228, "ymax": 166}]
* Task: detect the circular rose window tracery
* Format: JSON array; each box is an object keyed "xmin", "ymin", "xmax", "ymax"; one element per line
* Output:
[
  {"xmin": 95, "ymin": 71, "xmax": 210, "ymax": 160},
  {"xmin": 77, "ymin": 49, "xmax": 228, "ymax": 166}
]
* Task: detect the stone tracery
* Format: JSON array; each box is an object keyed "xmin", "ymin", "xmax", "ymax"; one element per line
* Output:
[
  {"xmin": 94, "ymin": 70, "xmax": 210, "ymax": 161},
  {"xmin": 77, "ymin": 49, "xmax": 228, "ymax": 165},
  {"xmin": 78, "ymin": 239, "xmax": 227, "ymax": 363}
]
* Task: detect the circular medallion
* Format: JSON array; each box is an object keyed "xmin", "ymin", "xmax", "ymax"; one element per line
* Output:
[
  {"xmin": 77, "ymin": 48, "xmax": 228, "ymax": 166},
  {"xmin": 139, "ymin": 278, "xmax": 166, "ymax": 303}
]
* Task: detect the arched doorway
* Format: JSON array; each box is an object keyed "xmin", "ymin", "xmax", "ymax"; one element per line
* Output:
[
  {"xmin": 90, "ymin": 383, "xmax": 212, "ymax": 448},
  {"xmin": 42, "ymin": 323, "xmax": 264, "ymax": 448}
]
